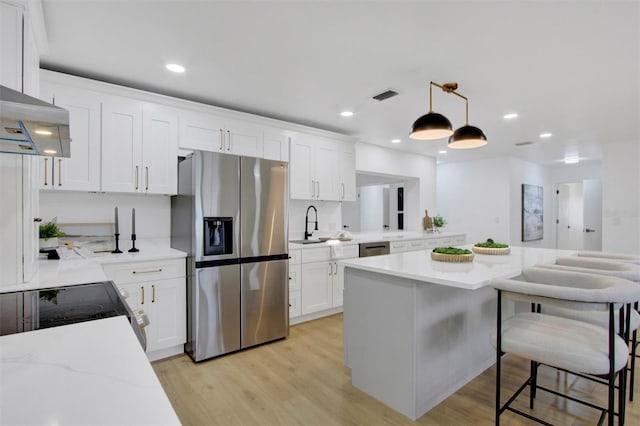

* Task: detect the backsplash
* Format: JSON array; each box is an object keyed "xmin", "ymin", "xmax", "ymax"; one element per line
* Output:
[
  {"xmin": 39, "ymin": 192, "xmax": 171, "ymax": 244},
  {"xmin": 289, "ymin": 200, "xmax": 342, "ymax": 240}
]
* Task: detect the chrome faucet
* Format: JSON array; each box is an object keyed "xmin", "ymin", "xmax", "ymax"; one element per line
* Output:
[{"xmin": 304, "ymin": 205, "xmax": 318, "ymax": 240}]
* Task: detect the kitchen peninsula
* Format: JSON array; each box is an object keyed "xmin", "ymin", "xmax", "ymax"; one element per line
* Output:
[{"xmin": 341, "ymin": 245, "xmax": 573, "ymax": 420}]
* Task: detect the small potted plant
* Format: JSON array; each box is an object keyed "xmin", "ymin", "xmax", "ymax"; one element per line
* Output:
[
  {"xmin": 432, "ymin": 215, "xmax": 447, "ymax": 232},
  {"xmin": 39, "ymin": 221, "xmax": 63, "ymax": 250}
]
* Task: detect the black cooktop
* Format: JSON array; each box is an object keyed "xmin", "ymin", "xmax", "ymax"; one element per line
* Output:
[{"xmin": 0, "ymin": 281, "xmax": 131, "ymax": 336}]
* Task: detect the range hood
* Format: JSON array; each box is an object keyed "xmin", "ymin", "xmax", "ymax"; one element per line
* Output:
[{"xmin": 0, "ymin": 85, "xmax": 71, "ymax": 157}]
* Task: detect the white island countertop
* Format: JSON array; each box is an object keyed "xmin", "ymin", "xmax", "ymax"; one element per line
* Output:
[
  {"xmin": 0, "ymin": 316, "xmax": 181, "ymax": 426},
  {"xmin": 340, "ymin": 245, "xmax": 575, "ymax": 290}
]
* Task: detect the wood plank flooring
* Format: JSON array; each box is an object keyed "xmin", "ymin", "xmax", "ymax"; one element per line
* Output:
[{"xmin": 153, "ymin": 314, "xmax": 639, "ymax": 425}]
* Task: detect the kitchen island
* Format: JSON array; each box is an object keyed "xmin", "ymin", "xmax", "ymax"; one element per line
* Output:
[{"xmin": 341, "ymin": 245, "xmax": 573, "ymax": 420}]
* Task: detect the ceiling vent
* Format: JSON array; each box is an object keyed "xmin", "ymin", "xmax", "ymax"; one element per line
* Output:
[
  {"xmin": 372, "ymin": 89, "xmax": 399, "ymax": 101},
  {"xmin": 515, "ymin": 141, "xmax": 534, "ymax": 146}
]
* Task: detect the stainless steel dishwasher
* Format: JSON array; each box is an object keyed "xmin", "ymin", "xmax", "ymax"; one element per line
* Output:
[{"xmin": 358, "ymin": 241, "xmax": 390, "ymax": 257}]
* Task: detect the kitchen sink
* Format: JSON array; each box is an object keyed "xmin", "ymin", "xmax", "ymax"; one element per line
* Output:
[{"xmin": 289, "ymin": 239, "xmax": 324, "ymax": 245}]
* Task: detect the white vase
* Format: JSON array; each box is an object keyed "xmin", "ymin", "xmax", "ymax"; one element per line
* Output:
[{"xmin": 39, "ymin": 237, "xmax": 58, "ymax": 250}]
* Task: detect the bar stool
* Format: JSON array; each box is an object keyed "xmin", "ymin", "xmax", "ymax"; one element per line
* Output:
[
  {"xmin": 535, "ymin": 257, "xmax": 640, "ymax": 401},
  {"xmin": 577, "ymin": 251, "xmax": 640, "ymax": 265},
  {"xmin": 491, "ymin": 268, "xmax": 640, "ymax": 425}
]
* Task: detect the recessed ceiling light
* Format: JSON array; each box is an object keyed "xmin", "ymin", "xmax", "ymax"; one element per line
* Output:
[
  {"xmin": 166, "ymin": 63, "xmax": 185, "ymax": 73},
  {"xmin": 391, "ymin": 139, "xmax": 401, "ymax": 144},
  {"xmin": 43, "ymin": 149, "xmax": 57, "ymax": 154},
  {"xmin": 539, "ymin": 132, "xmax": 553, "ymax": 138},
  {"xmin": 439, "ymin": 150, "xmax": 447, "ymax": 154},
  {"xmin": 564, "ymin": 156, "xmax": 580, "ymax": 164},
  {"xmin": 503, "ymin": 113, "xmax": 518, "ymax": 119},
  {"xmin": 34, "ymin": 129, "xmax": 53, "ymax": 136},
  {"xmin": 340, "ymin": 111, "xmax": 354, "ymax": 117}
]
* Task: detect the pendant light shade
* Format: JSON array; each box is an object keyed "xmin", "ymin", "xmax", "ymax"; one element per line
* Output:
[
  {"xmin": 448, "ymin": 125, "xmax": 488, "ymax": 149},
  {"xmin": 410, "ymin": 81, "xmax": 488, "ymax": 149},
  {"xmin": 410, "ymin": 112, "xmax": 453, "ymax": 140}
]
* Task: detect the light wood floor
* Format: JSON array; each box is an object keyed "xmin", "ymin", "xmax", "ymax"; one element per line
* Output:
[{"xmin": 153, "ymin": 314, "xmax": 640, "ymax": 425}]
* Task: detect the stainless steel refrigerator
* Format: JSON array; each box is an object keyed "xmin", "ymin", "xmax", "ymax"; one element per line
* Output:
[{"xmin": 171, "ymin": 151, "xmax": 289, "ymax": 362}]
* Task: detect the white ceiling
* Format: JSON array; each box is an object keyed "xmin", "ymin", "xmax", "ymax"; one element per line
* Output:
[{"xmin": 39, "ymin": 1, "xmax": 640, "ymax": 166}]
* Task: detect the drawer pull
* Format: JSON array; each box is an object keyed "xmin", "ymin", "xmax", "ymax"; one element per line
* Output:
[
  {"xmin": 152, "ymin": 284, "xmax": 155, "ymax": 303},
  {"xmin": 132, "ymin": 268, "xmax": 162, "ymax": 274}
]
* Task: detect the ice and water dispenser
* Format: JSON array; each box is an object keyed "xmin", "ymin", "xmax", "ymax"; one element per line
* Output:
[{"xmin": 203, "ymin": 217, "xmax": 233, "ymax": 256}]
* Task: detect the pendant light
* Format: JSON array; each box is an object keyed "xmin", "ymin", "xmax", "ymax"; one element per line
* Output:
[
  {"xmin": 410, "ymin": 81, "xmax": 488, "ymax": 149},
  {"xmin": 409, "ymin": 82, "xmax": 453, "ymax": 140}
]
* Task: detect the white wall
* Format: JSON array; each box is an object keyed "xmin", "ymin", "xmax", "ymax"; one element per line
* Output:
[
  {"xmin": 602, "ymin": 140, "xmax": 640, "ymax": 254},
  {"xmin": 437, "ymin": 157, "xmax": 511, "ymax": 244},
  {"xmin": 39, "ymin": 192, "xmax": 171, "ymax": 244},
  {"xmin": 355, "ymin": 143, "xmax": 436, "ymax": 231}
]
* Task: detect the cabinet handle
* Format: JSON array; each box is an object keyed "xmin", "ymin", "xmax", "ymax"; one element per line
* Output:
[
  {"xmin": 135, "ymin": 166, "xmax": 139, "ymax": 190},
  {"xmin": 334, "ymin": 262, "xmax": 338, "ymax": 275},
  {"xmin": 152, "ymin": 284, "xmax": 155, "ymax": 303},
  {"xmin": 58, "ymin": 159, "xmax": 62, "ymax": 186},
  {"xmin": 43, "ymin": 158, "xmax": 48, "ymax": 186},
  {"xmin": 145, "ymin": 166, "xmax": 149, "ymax": 191},
  {"xmin": 219, "ymin": 129, "xmax": 224, "ymax": 151},
  {"xmin": 329, "ymin": 262, "xmax": 333, "ymax": 276},
  {"xmin": 132, "ymin": 268, "xmax": 162, "ymax": 274},
  {"xmin": 227, "ymin": 130, "xmax": 231, "ymax": 151},
  {"xmin": 316, "ymin": 181, "xmax": 320, "ymax": 198},
  {"xmin": 33, "ymin": 218, "xmax": 42, "ymax": 222},
  {"xmin": 311, "ymin": 180, "xmax": 315, "ymax": 198},
  {"xmin": 141, "ymin": 286, "xmax": 145, "ymax": 304}
]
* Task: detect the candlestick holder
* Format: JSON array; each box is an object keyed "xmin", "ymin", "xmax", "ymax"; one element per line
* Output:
[
  {"xmin": 112, "ymin": 233, "xmax": 123, "ymax": 254},
  {"xmin": 128, "ymin": 233, "xmax": 140, "ymax": 253}
]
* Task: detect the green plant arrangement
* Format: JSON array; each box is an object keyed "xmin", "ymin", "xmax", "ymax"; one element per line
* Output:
[
  {"xmin": 432, "ymin": 247, "xmax": 472, "ymax": 255},
  {"xmin": 474, "ymin": 238, "xmax": 509, "ymax": 249},
  {"xmin": 39, "ymin": 221, "xmax": 63, "ymax": 240},
  {"xmin": 432, "ymin": 215, "xmax": 447, "ymax": 228}
]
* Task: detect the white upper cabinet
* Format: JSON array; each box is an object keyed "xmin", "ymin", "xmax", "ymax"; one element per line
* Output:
[
  {"xmin": 0, "ymin": 1, "xmax": 23, "ymax": 91},
  {"xmin": 178, "ymin": 110, "xmax": 225, "ymax": 152},
  {"xmin": 142, "ymin": 106, "xmax": 178, "ymax": 194},
  {"xmin": 101, "ymin": 95, "xmax": 144, "ymax": 193},
  {"xmin": 338, "ymin": 141, "xmax": 356, "ymax": 202},
  {"xmin": 178, "ymin": 112, "xmax": 268, "ymax": 159},
  {"xmin": 263, "ymin": 127, "xmax": 290, "ymax": 162},
  {"xmin": 290, "ymin": 133, "xmax": 348, "ymax": 201},
  {"xmin": 225, "ymin": 118, "xmax": 263, "ymax": 157},
  {"xmin": 290, "ymin": 134, "xmax": 315, "ymax": 199},
  {"xmin": 102, "ymin": 96, "xmax": 178, "ymax": 194},
  {"xmin": 39, "ymin": 81, "xmax": 101, "ymax": 191},
  {"xmin": 314, "ymin": 138, "xmax": 339, "ymax": 201}
]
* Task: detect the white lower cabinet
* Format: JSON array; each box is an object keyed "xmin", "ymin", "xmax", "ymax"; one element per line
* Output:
[
  {"xmin": 102, "ymin": 258, "xmax": 186, "ymax": 358},
  {"xmin": 301, "ymin": 261, "xmax": 332, "ymax": 315}
]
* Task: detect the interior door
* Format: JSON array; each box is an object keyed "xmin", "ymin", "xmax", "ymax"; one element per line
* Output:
[
  {"xmin": 557, "ymin": 183, "xmax": 584, "ymax": 250},
  {"xmin": 241, "ymin": 259, "xmax": 288, "ymax": 348},
  {"xmin": 583, "ymin": 179, "xmax": 603, "ymax": 251}
]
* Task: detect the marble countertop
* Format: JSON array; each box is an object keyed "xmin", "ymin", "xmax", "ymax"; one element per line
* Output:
[
  {"xmin": 0, "ymin": 316, "xmax": 181, "ymax": 426},
  {"xmin": 289, "ymin": 230, "xmax": 465, "ymax": 250},
  {"xmin": 2, "ymin": 240, "xmax": 186, "ymax": 293},
  {"xmin": 340, "ymin": 245, "xmax": 576, "ymax": 290}
]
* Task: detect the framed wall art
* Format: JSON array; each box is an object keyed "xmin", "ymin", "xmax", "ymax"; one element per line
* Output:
[{"xmin": 521, "ymin": 184, "xmax": 543, "ymax": 241}]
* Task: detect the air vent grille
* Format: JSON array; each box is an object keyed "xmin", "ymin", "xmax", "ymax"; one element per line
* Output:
[
  {"xmin": 515, "ymin": 141, "xmax": 534, "ymax": 146},
  {"xmin": 372, "ymin": 90, "xmax": 399, "ymax": 101}
]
